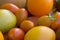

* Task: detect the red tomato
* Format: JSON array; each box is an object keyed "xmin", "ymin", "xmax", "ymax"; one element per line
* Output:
[
  {"xmin": 8, "ymin": 28, "xmax": 25, "ymax": 40},
  {"xmin": 1, "ymin": 3, "xmax": 20, "ymax": 14},
  {"xmin": 51, "ymin": 12, "xmax": 60, "ymax": 30},
  {"xmin": 15, "ymin": 8, "xmax": 28, "ymax": 26}
]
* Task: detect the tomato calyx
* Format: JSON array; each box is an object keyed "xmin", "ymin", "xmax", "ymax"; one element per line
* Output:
[{"xmin": 48, "ymin": 14, "xmax": 56, "ymax": 21}]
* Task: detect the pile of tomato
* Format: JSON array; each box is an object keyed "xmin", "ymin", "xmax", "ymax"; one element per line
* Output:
[{"xmin": 0, "ymin": 0, "xmax": 60, "ymax": 40}]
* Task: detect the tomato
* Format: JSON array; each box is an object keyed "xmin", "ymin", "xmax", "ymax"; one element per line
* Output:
[
  {"xmin": 51, "ymin": 12, "xmax": 60, "ymax": 30},
  {"xmin": 20, "ymin": 20, "xmax": 34, "ymax": 32},
  {"xmin": 1, "ymin": 3, "xmax": 20, "ymax": 14},
  {"xmin": 15, "ymin": 8, "xmax": 28, "ymax": 26},
  {"xmin": 8, "ymin": 28, "xmax": 25, "ymax": 40},
  {"xmin": 24, "ymin": 26, "xmax": 56, "ymax": 40},
  {"xmin": 0, "ymin": 0, "xmax": 26, "ymax": 8},
  {"xmin": 38, "ymin": 15, "xmax": 53, "ymax": 27},
  {"xmin": 27, "ymin": 0, "xmax": 53, "ymax": 17},
  {"xmin": 0, "ymin": 31, "xmax": 4, "ymax": 40},
  {"xmin": 0, "ymin": 9, "xmax": 16, "ymax": 33}
]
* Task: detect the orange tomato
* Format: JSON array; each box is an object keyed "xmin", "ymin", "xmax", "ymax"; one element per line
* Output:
[
  {"xmin": 38, "ymin": 15, "xmax": 53, "ymax": 27},
  {"xmin": 51, "ymin": 12, "xmax": 60, "ymax": 30},
  {"xmin": 0, "ymin": 31, "xmax": 4, "ymax": 40},
  {"xmin": 27, "ymin": 0, "xmax": 53, "ymax": 17},
  {"xmin": 1, "ymin": 3, "xmax": 20, "ymax": 14},
  {"xmin": 20, "ymin": 20, "xmax": 34, "ymax": 32},
  {"xmin": 8, "ymin": 28, "xmax": 25, "ymax": 40}
]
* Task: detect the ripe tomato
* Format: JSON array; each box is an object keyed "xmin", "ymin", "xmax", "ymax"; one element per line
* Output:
[
  {"xmin": 15, "ymin": 8, "xmax": 28, "ymax": 26},
  {"xmin": 1, "ymin": 3, "xmax": 20, "ymax": 13},
  {"xmin": 0, "ymin": 31, "xmax": 4, "ymax": 40},
  {"xmin": 8, "ymin": 28, "xmax": 25, "ymax": 40},
  {"xmin": 27, "ymin": 0, "xmax": 53, "ymax": 17},
  {"xmin": 38, "ymin": 15, "xmax": 54, "ymax": 27},
  {"xmin": 20, "ymin": 20, "xmax": 34, "ymax": 32},
  {"xmin": 24, "ymin": 26, "xmax": 56, "ymax": 40},
  {"xmin": 51, "ymin": 12, "xmax": 60, "ymax": 30}
]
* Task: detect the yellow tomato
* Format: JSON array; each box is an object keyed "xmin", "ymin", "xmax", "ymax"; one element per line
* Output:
[
  {"xmin": 0, "ymin": 31, "xmax": 4, "ymax": 40},
  {"xmin": 24, "ymin": 26, "xmax": 56, "ymax": 40}
]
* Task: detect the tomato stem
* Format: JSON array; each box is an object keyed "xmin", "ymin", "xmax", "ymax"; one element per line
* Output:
[{"xmin": 48, "ymin": 14, "xmax": 56, "ymax": 21}]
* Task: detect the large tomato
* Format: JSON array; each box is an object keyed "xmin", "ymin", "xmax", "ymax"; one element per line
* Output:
[
  {"xmin": 24, "ymin": 26, "xmax": 56, "ymax": 40},
  {"xmin": 27, "ymin": 0, "xmax": 53, "ymax": 17}
]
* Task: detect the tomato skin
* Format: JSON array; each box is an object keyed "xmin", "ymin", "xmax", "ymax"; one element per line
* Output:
[
  {"xmin": 15, "ymin": 8, "xmax": 28, "ymax": 26},
  {"xmin": 51, "ymin": 12, "xmax": 60, "ymax": 30},
  {"xmin": 0, "ymin": 31, "xmax": 4, "ymax": 40},
  {"xmin": 1, "ymin": 3, "xmax": 20, "ymax": 14},
  {"xmin": 38, "ymin": 15, "xmax": 53, "ymax": 27},
  {"xmin": 8, "ymin": 28, "xmax": 25, "ymax": 40},
  {"xmin": 20, "ymin": 20, "xmax": 34, "ymax": 32},
  {"xmin": 27, "ymin": 0, "xmax": 53, "ymax": 17},
  {"xmin": 24, "ymin": 26, "xmax": 56, "ymax": 40}
]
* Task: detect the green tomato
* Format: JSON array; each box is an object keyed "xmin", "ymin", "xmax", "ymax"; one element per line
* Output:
[{"xmin": 0, "ymin": 9, "xmax": 16, "ymax": 33}]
